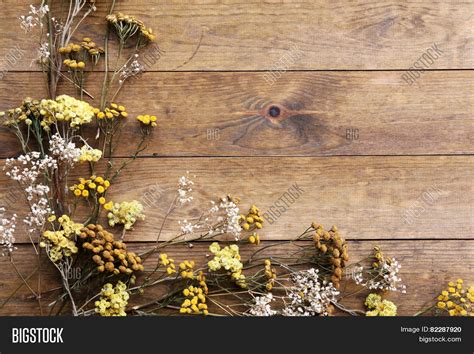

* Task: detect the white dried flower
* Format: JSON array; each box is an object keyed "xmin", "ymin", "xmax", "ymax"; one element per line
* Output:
[
  {"xmin": 4, "ymin": 153, "xmax": 56, "ymax": 233},
  {"xmin": 282, "ymin": 268, "xmax": 339, "ymax": 316},
  {"xmin": 49, "ymin": 133, "xmax": 81, "ymax": 165},
  {"xmin": 20, "ymin": 4, "xmax": 49, "ymax": 32},
  {"xmin": 367, "ymin": 258, "xmax": 407, "ymax": 293},
  {"xmin": 5, "ymin": 152, "xmax": 57, "ymax": 185},
  {"xmin": 177, "ymin": 173, "xmax": 194, "ymax": 205},
  {"xmin": 249, "ymin": 293, "xmax": 276, "ymax": 316},
  {"xmin": 36, "ymin": 42, "xmax": 50, "ymax": 63},
  {"xmin": 119, "ymin": 55, "xmax": 145, "ymax": 84},
  {"xmin": 350, "ymin": 266, "xmax": 365, "ymax": 285},
  {"xmin": 0, "ymin": 208, "xmax": 17, "ymax": 256},
  {"xmin": 218, "ymin": 197, "xmax": 241, "ymax": 240},
  {"xmin": 178, "ymin": 219, "xmax": 195, "ymax": 235}
]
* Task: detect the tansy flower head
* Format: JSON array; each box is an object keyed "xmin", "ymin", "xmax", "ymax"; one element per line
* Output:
[
  {"xmin": 80, "ymin": 224, "xmax": 144, "ymax": 275},
  {"xmin": 136, "ymin": 114, "xmax": 157, "ymax": 127},
  {"xmin": 70, "ymin": 175, "xmax": 111, "ymax": 207},
  {"xmin": 434, "ymin": 279, "xmax": 474, "ymax": 317}
]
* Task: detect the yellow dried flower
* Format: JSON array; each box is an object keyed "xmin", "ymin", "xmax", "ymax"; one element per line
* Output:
[
  {"xmin": 94, "ymin": 281, "xmax": 129, "ymax": 316},
  {"xmin": 136, "ymin": 114, "xmax": 157, "ymax": 127},
  {"xmin": 40, "ymin": 215, "xmax": 82, "ymax": 262},
  {"xmin": 208, "ymin": 242, "xmax": 246, "ymax": 288},
  {"xmin": 365, "ymin": 293, "xmax": 397, "ymax": 316},
  {"xmin": 40, "ymin": 95, "xmax": 95, "ymax": 128},
  {"xmin": 107, "ymin": 200, "xmax": 145, "ymax": 230},
  {"xmin": 79, "ymin": 145, "xmax": 102, "ymax": 163}
]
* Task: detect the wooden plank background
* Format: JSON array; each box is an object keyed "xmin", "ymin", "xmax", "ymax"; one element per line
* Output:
[{"xmin": 0, "ymin": 0, "xmax": 472, "ymax": 315}]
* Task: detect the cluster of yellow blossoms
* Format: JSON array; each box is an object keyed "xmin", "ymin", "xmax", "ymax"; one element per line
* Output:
[
  {"xmin": 264, "ymin": 259, "xmax": 277, "ymax": 291},
  {"xmin": 59, "ymin": 43, "xmax": 85, "ymax": 70},
  {"xmin": 94, "ymin": 281, "xmax": 129, "ymax": 316},
  {"xmin": 208, "ymin": 242, "xmax": 246, "ymax": 288},
  {"xmin": 40, "ymin": 215, "xmax": 82, "ymax": 262},
  {"xmin": 436, "ymin": 279, "xmax": 473, "ymax": 316},
  {"xmin": 159, "ymin": 253, "xmax": 176, "ymax": 275},
  {"xmin": 107, "ymin": 201, "xmax": 145, "ymax": 230},
  {"xmin": 179, "ymin": 260, "xmax": 195, "ymax": 279},
  {"xmin": 106, "ymin": 12, "xmax": 156, "ymax": 42},
  {"xmin": 95, "ymin": 103, "xmax": 128, "ymax": 120},
  {"xmin": 365, "ymin": 293, "xmax": 397, "ymax": 316},
  {"xmin": 0, "ymin": 98, "xmax": 42, "ymax": 127},
  {"xmin": 180, "ymin": 272, "xmax": 209, "ymax": 315},
  {"xmin": 241, "ymin": 205, "xmax": 263, "ymax": 231},
  {"xmin": 62, "ymin": 58, "xmax": 86, "ymax": 70},
  {"xmin": 39, "ymin": 95, "xmax": 95, "ymax": 128},
  {"xmin": 78, "ymin": 145, "xmax": 103, "ymax": 163},
  {"xmin": 248, "ymin": 232, "xmax": 261, "ymax": 245},
  {"xmin": 70, "ymin": 176, "xmax": 111, "ymax": 208},
  {"xmin": 136, "ymin": 114, "xmax": 157, "ymax": 127},
  {"xmin": 81, "ymin": 37, "xmax": 104, "ymax": 64},
  {"xmin": 60, "ymin": 39, "xmax": 104, "ymax": 68}
]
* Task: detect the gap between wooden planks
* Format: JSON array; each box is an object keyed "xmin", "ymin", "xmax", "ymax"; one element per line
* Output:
[
  {"xmin": 0, "ymin": 71, "xmax": 472, "ymax": 158},
  {"xmin": 0, "ymin": 156, "xmax": 472, "ymax": 243},
  {"xmin": 1, "ymin": 0, "xmax": 473, "ymax": 70},
  {"xmin": 1, "ymin": 240, "xmax": 472, "ymax": 316}
]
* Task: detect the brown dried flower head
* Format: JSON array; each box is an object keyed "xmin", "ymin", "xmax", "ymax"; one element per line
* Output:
[
  {"xmin": 312, "ymin": 222, "xmax": 349, "ymax": 288},
  {"xmin": 79, "ymin": 224, "xmax": 144, "ymax": 275}
]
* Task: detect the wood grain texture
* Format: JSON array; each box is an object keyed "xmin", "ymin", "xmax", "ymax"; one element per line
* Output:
[
  {"xmin": 0, "ymin": 0, "xmax": 473, "ymax": 71},
  {"xmin": 1, "ymin": 240, "xmax": 472, "ymax": 316},
  {"xmin": 0, "ymin": 71, "xmax": 473, "ymax": 158},
  {"xmin": 0, "ymin": 156, "xmax": 472, "ymax": 243}
]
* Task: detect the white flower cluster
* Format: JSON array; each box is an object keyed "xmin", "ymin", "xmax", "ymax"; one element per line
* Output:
[
  {"xmin": 178, "ymin": 219, "xmax": 195, "ymax": 235},
  {"xmin": 368, "ymin": 258, "xmax": 407, "ymax": 293},
  {"xmin": 213, "ymin": 197, "xmax": 242, "ymax": 240},
  {"xmin": 4, "ymin": 152, "xmax": 56, "ymax": 233},
  {"xmin": 119, "ymin": 54, "xmax": 145, "ymax": 84},
  {"xmin": 177, "ymin": 173, "xmax": 194, "ymax": 205},
  {"xmin": 249, "ymin": 293, "xmax": 277, "ymax": 317},
  {"xmin": 20, "ymin": 4, "xmax": 49, "ymax": 32},
  {"xmin": 351, "ymin": 266, "xmax": 365, "ymax": 285},
  {"xmin": 5, "ymin": 152, "xmax": 57, "ymax": 185},
  {"xmin": 282, "ymin": 268, "xmax": 340, "ymax": 316},
  {"xmin": 24, "ymin": 184, "xmax": 52, "ymax": 232},
  {"xmin": 37, "ymin": 42, "xmax": 51, "ymax": 63},
  {"xmin": 49, "ymin": 133, "xmax": 81, "ymax": 165},
  {"xmin": 0, "ymin": 208, "xmax": 17, "ymax": 256}
]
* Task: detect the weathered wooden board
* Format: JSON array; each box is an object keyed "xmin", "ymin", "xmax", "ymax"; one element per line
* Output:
[
  {"xmin": 0, "ymin": 156, "xmax": 472, "ymax": 243},
  {"xmin": 0, "ymin": 71, "xmax": 473, "ymax": 158},
  {"xmin": 0, "ymin": 240, "xmax": 472, "ymax": 316},
  {"xmin": 0, "ymin": 0, "xmax": 473, "ymax": 71}
]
